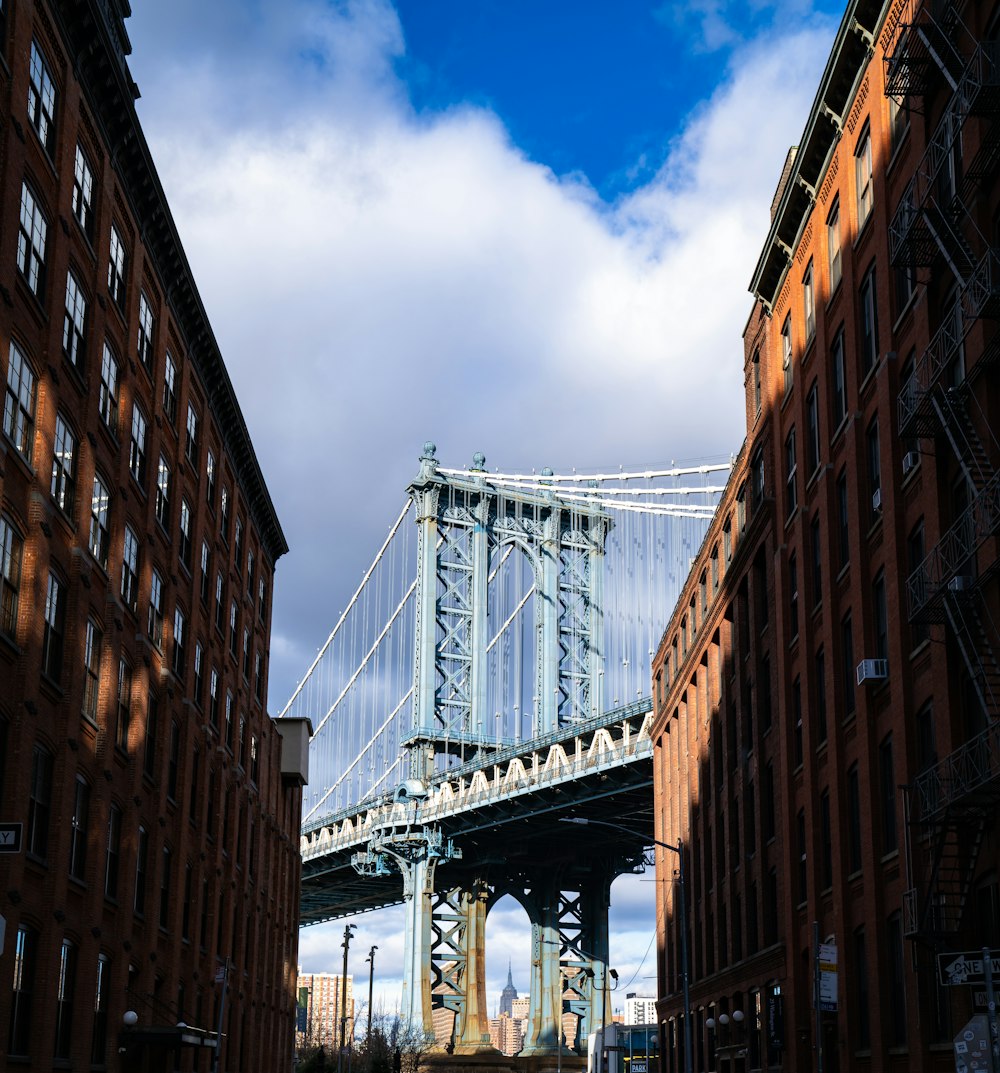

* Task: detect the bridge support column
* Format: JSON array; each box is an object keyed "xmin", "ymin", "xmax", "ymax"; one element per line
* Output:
[
  {"xmin": 521, "ymin": 887, "xmax": 564, "ymax": 1057},
  {"xmin": 442, "ymin": 882, "xmax": 495, "ymax": 1054},
  {"xmin": 397, "ymin": 855, "xmax": 440, "ymax": 1042}
]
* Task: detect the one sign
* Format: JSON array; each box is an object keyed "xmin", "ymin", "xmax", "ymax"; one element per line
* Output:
[
  {"xmin": 939, "ymin": 952, "xmax": 1000, "ymax": 987},
  {"xmin": 953, "ymin": 1014, "xmax": 995, "ymax": 1073},
  {"xmin": 0, "ymin": 823, "xmax": 23, "ymax": 853},
  {"xmin": 819, "ymin": 943, "xmax": 838, "ymax": 1012}
]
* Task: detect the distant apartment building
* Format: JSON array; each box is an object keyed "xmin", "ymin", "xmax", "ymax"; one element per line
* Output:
[
  {"xmin": 0, "ymin": 2, "xmax": 308, "ymax": 1071},
  {"xmin": 489, "ymin": 1011, "xmax": 524, "ymax": 1056},
  {"xmin": 624, "ymin": 995, "xmax": 658, "ymax": 1027},
  {"xmin": 653, "ymin": 0, "xmax": 1000, "ymax": 1070},
  {"xmin": 298, "ymin": 972, "xmax": 355, "ymax": 1050}
]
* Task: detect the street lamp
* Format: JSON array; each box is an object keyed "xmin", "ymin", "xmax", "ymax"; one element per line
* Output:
[
  {"xmin": 365, "ymin": 946, "xmax": 378, "ymax": 1044},
  {"xmin": 339, "ymin": 924, "xmax": 357, "ymax": 1073},
  {"xmin": 560, "ymin": 817, "xmax": 693, "ymax": 1073}
]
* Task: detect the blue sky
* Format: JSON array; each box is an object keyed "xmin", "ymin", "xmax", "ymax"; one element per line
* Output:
[{"xmin": 128, "ymin": 0, "xmax": 843, "ymax": 1021}]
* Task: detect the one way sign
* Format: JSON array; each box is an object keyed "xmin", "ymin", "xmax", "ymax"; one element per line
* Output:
[
  {"xmin": 938, "ymin": 951, "xmax": 1000, "ymax": 987},
  {"xmin": 0, "ymin": 823, "xmax": 23, "ymax": 853}
]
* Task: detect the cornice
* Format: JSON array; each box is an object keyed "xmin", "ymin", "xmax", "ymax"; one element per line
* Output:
[
  {"xmin": 53, "ymin": 0, "xmax": 289, "ymax": 564},
  {"xmin": 749, "ymin": 0, "xmax": 890, "ymax": 313}
]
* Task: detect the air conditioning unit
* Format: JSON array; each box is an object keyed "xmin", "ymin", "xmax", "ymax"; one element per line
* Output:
[
  {"xmin": 857, "ymin": 658, "xmax": 889, "ymax": 685},
  {"xmin": 872, "ymin": 488, "xmax": 882, "ymax": 512},
  {"xmin": 948, "ymin": 576, "xmax": 973, "ymax": 592},
  {"xmin": 902, "ymin": 451, "xmax": 919, "ymax": 476}
]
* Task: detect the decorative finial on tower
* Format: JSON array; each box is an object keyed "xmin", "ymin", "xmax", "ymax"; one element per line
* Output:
[
  {"xmin": 417, "ymin": 441, "xmax": 438, "ymax": 482},
  {"xmin": 421, "ymin": 441, "xmax": 437, "ymax": 461},
  {"xmin": 471, "ymin": 452, "xmax": 486, "ymax": 472}
]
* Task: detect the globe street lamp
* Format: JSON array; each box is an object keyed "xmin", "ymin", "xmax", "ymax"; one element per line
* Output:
[{"xmin": 560, "ymin": 817, "xmax": 693, "ymax": 1073}]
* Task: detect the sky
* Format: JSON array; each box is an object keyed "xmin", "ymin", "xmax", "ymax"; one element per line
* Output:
[{"xmin": 126, "ymin": 0, "xmax": 844, "ymax": 1024}]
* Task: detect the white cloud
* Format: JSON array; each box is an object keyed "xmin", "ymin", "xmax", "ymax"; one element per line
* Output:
[{"xmin": 130, "ymin": 0, "xmax": 836, "ymax": 1003}]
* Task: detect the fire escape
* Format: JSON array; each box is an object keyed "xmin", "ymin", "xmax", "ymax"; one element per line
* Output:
[{"xmin": 886, "ymin": 0, "xmax": 1000, "ymax": 943}]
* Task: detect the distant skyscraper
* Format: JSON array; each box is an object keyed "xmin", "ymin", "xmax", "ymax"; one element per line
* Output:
[{"xmin": 499, "ymin": 963, "xmax": 518, "ymax": 1017}]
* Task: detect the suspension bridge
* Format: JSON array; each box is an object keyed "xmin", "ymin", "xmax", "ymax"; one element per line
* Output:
[{"xmin": 280, "ymin": 444, "xmax": 729, "ymax": 1058}]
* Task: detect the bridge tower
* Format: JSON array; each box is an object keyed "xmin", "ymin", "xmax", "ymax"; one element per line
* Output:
[{"xmin": 363, "ymin": 445, "xmax": 623, "ymax": 1060}]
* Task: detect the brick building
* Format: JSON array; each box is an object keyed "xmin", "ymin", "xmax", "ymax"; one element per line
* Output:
[
  {"xmin": 0, "ymin": 1, "xmax": 309, "ymax": 1070},
  {"xmin": 652, "ymin": 0, "xmax": 1000, "ymax": 1070},
  {"xmin": 297, "ymin": 972, "xmax": 354, "ymax": 1051}
]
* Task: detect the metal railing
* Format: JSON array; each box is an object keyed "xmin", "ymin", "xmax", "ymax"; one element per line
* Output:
[{"xmin": 912, "ymin": 718, "xmax": 1000, "ymax": 819}]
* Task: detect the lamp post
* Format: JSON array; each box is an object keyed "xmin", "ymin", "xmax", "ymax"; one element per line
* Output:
[
  {"xmin": 338, "ymin": 924, "xmax": 357, "ymax": 1073},
  {"xmin": 365, "ymin": 946, "xmax": 377, "ymax": 1045},
  {"xmin": 560, "ymin": 817, "xmax": 693, "ymax": 1073}
]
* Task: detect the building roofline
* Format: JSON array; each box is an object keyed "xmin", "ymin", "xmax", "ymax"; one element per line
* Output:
[
  {"xmin": 56, "ymin": 0, "xmax": 289, "ymax": 563},
  {"xmin": 748, "ymin": 0, "xmax": 890, "ymax": 313}
]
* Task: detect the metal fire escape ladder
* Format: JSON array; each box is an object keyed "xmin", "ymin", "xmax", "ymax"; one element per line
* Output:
[
  {"xmin": 943, "ymin": 587, "xmax": 1000, "ymax": 720},
  {"xmin": 932, "ymin": 385, "xmax": 995, "ymax": 490},
  {"xmin": 884, "ymin": 0, "xmax": 966, "ymax": 99}
]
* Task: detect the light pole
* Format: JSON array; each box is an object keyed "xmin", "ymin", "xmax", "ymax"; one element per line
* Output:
[
  {"xmin": 561, "ymin": 817, "xmax": 693, "ymax": 1073},
  {"xmin": 338, "ymin": 924, "xmax": 357, "ymax": 1073},
  {"xmin": 365, "ymin": 946, "xmax": 377, "ymax": 1045}
]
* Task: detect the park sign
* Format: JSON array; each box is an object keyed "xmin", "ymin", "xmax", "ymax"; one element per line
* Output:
[{"xmin": 939, "ymin": 952, "xmax": 1000, "ymax": 987}]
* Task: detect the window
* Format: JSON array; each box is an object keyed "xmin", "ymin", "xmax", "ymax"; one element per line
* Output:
[
  {"xmin": 163, "ymin": 351, "xmax": 177, "ymax": 423},
  {"xmin": 99, "ymin": 341, "xmax": 119, "ymax": 432},
  {"xmin": 200, "ymin": 541, "xmax": 211, "ymax": 604},
  {"xmin": 129, "ymin": 405, "xmax": 148, "ymax": 487},
  {"xmin": 28, "ymin": 40, "xmax": 56, "ymax": 153},
  {"xmin": 247, "ymin": 548, "xmax": 255, "ymax": 600},
  {"xmin": 215, "ymin": 572, "xmax": 224, "ymax": 631},
  {"xmin": 137, "ymin": 291, "xmax": 155, "ymax": 372},
  {"xmin": 27, "ymin": 743, "xmax": 52, "ymax": 857},
  {"xmin": 258, "ymin": 575, "xmax": 268, "ymax": 622},
  {"xmin": 159, "ymin": 845, "xmax": 172, "ymax": 929},
  {"xmin": 105, "ymin": 803, "xmax": 122, "ymax": 897},
  {"xmin": 854, "ymin": 927, "xmax": 871, "ymax": 1049},
  {"xmin": 711, "ymin": 546, "xmax": 719, "ymax": 592},
  {"xmin": 8, "ymin": 924, "xmax": 38, "ymax": 1056},
  {"xmin": 225, "ymin": 691, "xmax": 234, "ymax": 750},
  {"xmin": 209, "ymin": 668, "xmax": 220, "ymax": 728},
  {"xmin": 42, "ymin": 571, "xmax": 66, "ymax": 682},
  {"xmin": 108, "ymin": 224, "xmax": 127, "ymax": 307},
  {"xmin": 781, "ymin": 313, "xmax": 793, "ymax": 393},
  {"xmin": 173, "ymin": 606, "xmax": 186, "ymax": 678},
  {"xmin": 803, "ymin": 260, "xmax": 815, "ymax": 340},
  {"xmin": 238, "ymin": 715, "xmax": 247, "ymax": 768},
  {"xmin": 0, "ymin": 515, "xmax": 23, "ymax": 637},
  {"xmin": 855, "ymin": 125, "xmax": 873, "ymax": 227},
  {"xmin": 803, "ymin": 384, "xmax": 820, "ymax": 477},
  {"xmin": 194, "ymin": 641, "xmax": 204, "ymax": 705},
  {"xmin": 752, "ymin": 348, "xmax": 761, "ymax": 416},
  {"xmin": 873, "ymin": 570, "xmax": 888, "ymax": 663},
  {"xmin": 206, "ymin": 449, "xmax": 216, "ymax": 507},
  {"xmin": 880, "ymin": 733, "xmax": 897, "ymax": 853},
  {"xmin": 92, "ymin": 953, "xmax": 110, "ymax": 1064},
  {"xmin": 4, "ymin": 340, "xmax": 36, "ymax": 461},
  {"xmin": 229, "ymin": 600, "xmax": 238, "ymax": 658},
  {"xmin": 867, "ymin": 417, "xmax": 881, "ymax": 517},
  {"xmin": 17, "ymin": 183, "xmax": 48, "ymax": 297},
  {"xmin": 72, "ymin": 143, "xmax": 94, "ymax": 236},
  {"xmin": 889, "ymin": 93, "xmax": 909, "ymax": 152},
  {"xmin": 810, "ymin": 513, "xmax": 822, "ymax": 606},
  {"xmin": 149, "ymin": 569, "xmax": 164, "ymax": 646},
  {"xmin": 788, "ymin": 551, "xmax": 799, "ymax": 639},
  {"xmin": 751, "ymin": 447, "xmax": 765, "ymax": 508},
  {"xmin": 830, "ymin": 327, "xmax": 846, "ymax": 426},
  {"xmin": 859, "ymin": 263, "xmax": 879, "ymax": 376},
  {"xmin": 63, "ymin": 270, "xmax": 87, "ymax": 368},
  {"xmin": 135, "ymin": 824, "xmax": 148, "ymax": 914},
  {"xmin": 85, "ymin": 474, "xmax": 110, "ymax": 570},
  {"xmin": 841, "ymin": 613, "xmax": 855, "ymax": 718},
  {"xmin": 836, "ymin": 468, "xmax": 849, "ymax": 570},
  {"xmin": 235, "ymin": 517, "xmax": 244, "ymax": 569},
  {"xmin": 186, "ymin": 402, "xmax": 199, "ymax": 465},
  {"xmin": 189, "ymin": 748, "xmax": 201, "ymax": 823},
  {"xmin": 116, "ymin": 658, "xmax": 131, "ymax": 752},
  {"xmin": 796, "ymin": 808, "xmax": 807, "ymax": 904},
  {"xmin": 814, "ymin": 647, "xmax": 827, "ymax": 745},
  {"xmin": 144, "ymin": 691, "xmax": 158, "ymax": 779},
  {"xmin": 723, "ymin": 519, "xmax": 732, "ymax": 563},
  {"xmin": 179, "ymin": 499, "xmax": 192, "ymax": 569},
  {"xmin": 220, "ymin": 486, "xmax": 230, "ymax": 542},
  {"xmin": 121, "ymin": 525, "xmax": 139, "ymax": 612},
  {"xmin": 820, "ymin": 789, "xmax": 833, "ymax": 890},
  {"xmin": 846, "ymin": 763, "xmax": 862, "ymax": 877},
  {"xmin": 784, "ymin": 428, "xmax": 797, "ymax": 517},
  {"xmin": 916, "ymin": 702, "xmax": 937, "ymax": 774},
  {"xmin": 827, "ymin": 197, "xmax": 842, "ymax": 290},
  {"xmin": 83, "ymin": 619, "xmax": 102, "ymax": 721},
  {"xmin": 69, "ymin": 775, "xmax": 90, "ymax": 880},
  {"xmin": 50, "ymin": 417, "xmax": 78, "ymax": 515},
  {"xmin": 242, "ymin": 627, "xmax": 251, "ymax": 679},
  {"xmin": 250, "ymin": 734, "xmax": 259, "ymax": 784},
  {"xmin": 895, "ymin": 261, "xmax": 915, "ymax": 315},
  {"xmin": 792, "ymin": 676, "xmax": 803, "ymax": 768},
  {"xmin": 254, "ymin": 650, "xmax": 263, "ymax": 704},
  {"xmin": 155, "ymin": 454, "xmax": 171, "ymax": 527},
  {"xmin": 908, "ymin": 520, "xmax": 928, "ymax": 646}
]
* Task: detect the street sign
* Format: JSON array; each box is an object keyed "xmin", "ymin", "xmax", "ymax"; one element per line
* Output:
[
  {"xmin": 0, "ymin": 823, "xmax": 22, "ymax": 853},
  {"xmin": 940, "ymin": 953, "xmax": 1000, "ymax": 988},
  {"xmin": 819, "ymin": 943, "xmax": 838, "ymax": 1011},
  {"xmin": 954, "ymin": 1014, "xmax": 995, "ymax": 1073}
]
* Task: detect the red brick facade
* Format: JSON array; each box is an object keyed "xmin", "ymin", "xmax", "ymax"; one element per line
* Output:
[
  {"xmin": 0, "ymin": 2, "xmax": 304, "ymax": 1070},
  {"xmin": 652, "ymin": 1, "xmax": 1000, "ymax": 1070}
]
